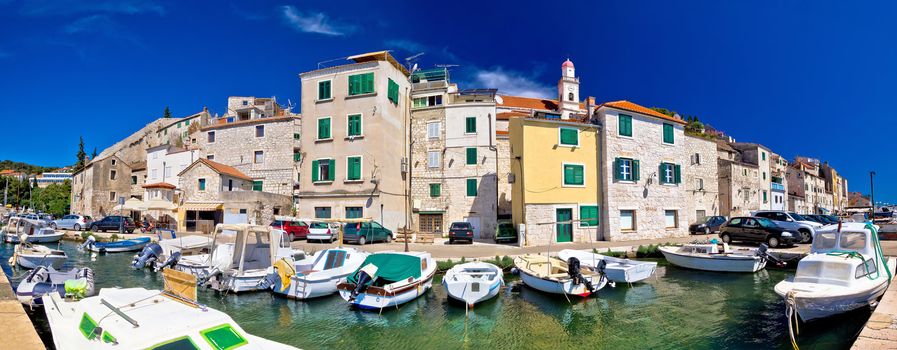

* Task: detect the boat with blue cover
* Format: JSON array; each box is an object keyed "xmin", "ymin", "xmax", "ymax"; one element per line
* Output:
[{"xmin": 80, "ymin": 236, "xmax": 151, "ymax": 253}]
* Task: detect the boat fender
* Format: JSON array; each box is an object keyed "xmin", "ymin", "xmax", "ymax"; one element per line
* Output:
[
  {"xmin": 566, "ymin": 257, "xmax": 596, "ymax": 293},
  {"xmin": 154, "ymin": 251, "xmax": 181, "ymax": 272},
  {"xmin": 131, "ymin": 243, "xmax": 163, "ymax": 269}
]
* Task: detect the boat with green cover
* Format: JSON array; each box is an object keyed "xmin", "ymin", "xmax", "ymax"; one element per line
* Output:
[{"xmin": 336, "ymin": 251, "xmax": 436, "ymax": 311}]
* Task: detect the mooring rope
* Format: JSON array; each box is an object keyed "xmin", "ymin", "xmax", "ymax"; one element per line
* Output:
[{"xmin": 785, "ymin": 290, "xmax": 800, "ymax": 350}]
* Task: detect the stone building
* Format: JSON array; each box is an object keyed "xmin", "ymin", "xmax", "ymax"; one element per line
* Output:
[
  {"xmin": 683, "ymin": 135, "xmax": 720, "ymax": 223},
  {"xmin": 595, "ymin": 101, "xmax": 689, "ymax": 241},
  {"xmin": 70, "ymin": 155, "xmax": 133, "ymax": 217},
  {"xmin": 154, "ymin": 109, "xmax": 210, "ymax": 149},
  {"xmin": 821, "ymin": 162, "xmax": 848, "ymax": 213},
  {"xmin": 717, "ymin": 141, "xmax": 762, "ymax": 217},
  {"xmin": 729, "ymin": 143, "xmax": 775, "ymax": 210},
  {"xmin": 789, "ymin": 157, "xmax": 833, "ymax": 214},
  {"xmin": 769, "ymin": 154, "xmax": 789, "ymax": 211},
  {"xmin": 199, "ymin": 96, "xmax": 300, "ymax": 199},
  {"xmin": 297, "ymin": 51, "xmax": 411, "ymax": 231},
  {"xmin": 409, "ymin": 67, "xmax": 498, "ymax": 238}
]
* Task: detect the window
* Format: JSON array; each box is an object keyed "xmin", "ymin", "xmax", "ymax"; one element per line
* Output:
[
  {"xmin": 465, "ymin": 117, "xmax": 477, "ymax": 134},
  {"xmin": 207, "ymin": 155, "xmax": 214, "ymax": 160},
  {"xmin": 255, "ymin": 125, "xmax": 264, "ymax": 137},
  {"xmin": 466, "ymin": 178, "xmax": 477, "ymax": 196},
  {"xmin": 466, "ymin": 147, "xmax": 478, "ymax": 165},
  {"xmin": 618, "ymin": 114, "xmax": 633, "ymax": 137},
  {"xmin": 696, "ymin": 210, "xmax": 706, "ymax": 220},
  {"xmin": 346, "ymin": 207, "xmax": 363, "ymax": 219},
  {"xmin": 252, "ymin": 180, "xmax": 263, "ymax": 191},
  {"xmin": 428, "ymin": 151, "xmax": 440, "ymax": 168},
  {"xmin": 347, "ymin": 114, "xmax": 362, "ymax": 137},
  {"xmin": 317, "ymin": 118, "xmax": 331, "ymax": 140},
  {"xmin": 696, "ymin": 178, "xmax": 704, "ymax": 190},
  {"xmin": 254, "ymin": 151, "xmax": 264, "ymax": 164},
  {"xmin": 763, "ymin": 172, "xmax": 767, "ymax": 180},
  {"xmin": 429, "ymin": 183, "xmax": 441, "ymax": 197},
  {"xmin": 131, "ymin": 175, "xmax": 137, "ymax": 185},
  {"xmin": 580, "ymin": 205, "xmax": 599, "ymax": 226},
  {"xmin": 346, "ymin": 156, "xmax": 362, "ymax": 181},
  {"xmin": 614, "ymin": 158, "xmax": 640, "ymax": 182},
  {"xmin": 227, "ymin": 179, "xmax": 233, "ymax": 191},
  {"xmin": 312, "ymin": 159, "xmax": 335, "ymax": 182},
  {"xmin": 742, "ymin": 187, "xmax": 751, "ymax": 202},
  {"xmin": 207, "ymin": 131, "xmax": 215, "ymax": 143},
  {"xmin": 665, "ymin": 210, "xmax": 678, "ymax": 228},
  {"xmin": 620, "ymin": 210, "xmax": 636, "ymax": 230},
  {"xmin": 111, "ymin": 159, "xmax": 117, "ymax": 166},
  {"xmin": 109, "ymin": 192, "xmax": 117, "ymax": 201},
  {"xmin": 762, "ymin": 152, "xmax": 767, "ymax": 161},
  {"xmin": 427, "ymin": 122, "xmax": 440, "ymax": 139},
  {"xmin": 662, "ymin": 123, "xmax": 674, "ymax": 144},
  {"xmin": 110, "ymin": 170, "xmax": 117, "ymax": 180},
  {"xmin": 198, "ymin": 179, "xmax": 206, "ymax": 191},
  {"xmin": 563, "ymin": 163, "xmax": 585, "ymax": 186},
  {"xmin": 151, "ymin": 169, "xmax": 158, "ymax": 179},
  {"xmin": 763, "ymin": 190, "xmax": 768, "ymax": 203},
  {"xmin": 318, "ymin": 80, "xmax": 332, "ymax": 100},
  {"xmin": 413, "ymin": 95, "xmax": 443, "ymax": 108},
  {"xmin": 659, "ymin": 163, "xmax": 681, "ymax": 184},
  {"xmin": 387, "ymin": 78, "xmax": 399, "ymax": 104},
  {"xmin": 743, "ymin": 169, "xmax": 747, "ymax": 176},
  {"xmin": 348, "ymin": 72, "xmax": 374, "ymax": 95},
  {"xmin": 293, "ymin": 133, "xmax": 300, "ymax": 140},
  {"xmin": 315, "ymin": 207, "xmax": 331, "ymax": 219},
  {"xmin": 559, "ymin": 128, "xmax": 579, "ymax": 146},
  {"xmin": 692, "ymin": 153, "xmax": 701, "ymax": 165},
  {"xmin": 164, "ymin": 166, "xmax": 172, "ymax": 178}
]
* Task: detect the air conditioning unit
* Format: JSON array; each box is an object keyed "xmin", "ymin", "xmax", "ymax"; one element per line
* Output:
[{"xmin": 508, "ymin": 173, "xmax": 515, "ymax": 183}]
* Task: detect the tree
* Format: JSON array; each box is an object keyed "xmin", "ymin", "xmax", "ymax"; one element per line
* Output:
[
  {"xmin": 163, "ymin": 106, "xmax": 172, "ymax": 118},
  {"xmin": 91, "ymin": 147, "xmax": 97, "ymax": 160},
  {"xmin": 74, "ymin": 136, "xmax": 86, "ymax": 172},
  {"xmin": 650, "ymin": 107, "xmax": 677, "ymax": 117}
]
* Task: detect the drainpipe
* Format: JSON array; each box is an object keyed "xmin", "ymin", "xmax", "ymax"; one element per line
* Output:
[
  {"xmin": 489, "ymin": 112, "xmax": 498, "ymax": 239},
  {"xmin": 595, "ymin": 122, "xmax": 603, "ymax": 241}
]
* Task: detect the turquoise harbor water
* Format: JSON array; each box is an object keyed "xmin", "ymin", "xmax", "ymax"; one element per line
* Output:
[{"xmin": 3, "ymin": 241, "xmax": 870, "ymax": 350}]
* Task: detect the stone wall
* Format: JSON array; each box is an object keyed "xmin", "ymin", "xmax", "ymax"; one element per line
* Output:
[
  {"xmin": 130, "ymin": 169, "xmax": 146, "ymax": 199},
  {"xmin": 683, "ymin": 135, "xmax": 720, "ymax": 224},
  {"xmin": 496, "ymin": 136, "xmax": 512, "ymax": 218},
  {"xmin": 524, "ymin": 204, "xmax": 600, "ymax": 245},
  {"xmin": 221, "ymin": 191, "xmax": 292, "ymax": 226},
  {"xmin": 718, "ymin": 160, "xmax": 761, "ymax": 217}
]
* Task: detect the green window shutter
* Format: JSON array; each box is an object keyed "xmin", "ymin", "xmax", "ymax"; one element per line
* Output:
[
  {"xmin": 466, "ymin": 147, "xmax": 477, "ymax": 165},
  {"xmin": 364, "ymin": 73, "xmax": 374, "ymax": 94},
  {"xmin": 198, "ymin": 179, "xmax": 206, "ymax": 191},
  {"xmin": 613, "ymin": 158, "xmax": 621, "ymax": 181},
  {"xmin": 252, "ymin": 181, "xmax": 263, "ymax": 191},
  {"xmin": 659, "ymin": 163, "xmax": 666, "ymax": 184},
  {"xmin": 347, "ymin": 157, "xmax": 361, "ymax": 180},
  {"xmin": 633, "ymin": 159, "xmax": 641, "ymax": 181},
  {"xmin": 318, "ymin": 119, "xmax": 331, "ymax": 139},
  {"xmin": 564, "ymin": 164, "xmax": 573, "ymax": 185},
  {"xmin": 560, "ymin": 128, "xmax": 578, "ymax": 145},
  {"xmin": 564, "ymin": 164, "xmax": 583, "ymax": 185},
  {"xmin": 318, "ymin": 81, "xmax": 331, "ymax": 100},
  {"xmin": 465, "ymin": 117, "xmax": 476, "ymax": 133},
  {"xmin": 663, "ymin": 124, "xmax": 674, "ymax": 144},
  {"xmin": 674, "ymin": 164, "xmax": 681, "ymax": 184},
  {"xmin": 574, "ymin": 165, "xmax": 584, "ymax": 185},
  {"xmin": 387, "ymin": 78, "xmax": 398, "ymax": 104},
  {"xmin": 619, "ymin": 114, "xmax": 632, "ymax": 136},
  {"xmin": 294, "ymin": 152, "xmax": 301, "ymax": 162},
  {"xmin": 311, "ymin": 160, "xmax": 319, "ymax": 181},
  {"xmin": 348, "ymin": 75, "xmax": 358, "ymax": 95},
  {"xmin": 293, "ymin": 133, "xmax": 300, "ymax": 140},
  {"xmin": 328, "ymin": 159, "xmax": 336, "ymax": 181},
  {"xmin": 580, "ymin": 206, "xmax": 599, "ymax": 226},
  {"xmin": 430, "ymin": 184, "xmax": 441, "ymax": 197},
  {"xmin": 348, "ymin": 114, "xmax": 361, "ymax": 136},
  {"xmin": 466, "ymin": 178, "xmax": 477, "ymax": 196}
]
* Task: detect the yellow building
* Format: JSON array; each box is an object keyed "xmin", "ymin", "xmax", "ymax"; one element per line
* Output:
[{"xmin": 510, "ymin": 117, "xmax": 601, "ymax": 245}]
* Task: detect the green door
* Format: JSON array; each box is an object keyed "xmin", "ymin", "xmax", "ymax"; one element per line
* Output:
[{"xmin": 556, "ymin": 209, "xmax": 573, "ymax": 243}]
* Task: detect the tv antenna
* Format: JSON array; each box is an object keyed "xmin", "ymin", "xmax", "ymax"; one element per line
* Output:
[{"xmin": 404, "ymin": 52, "xmax": 425, "ymax": 71}]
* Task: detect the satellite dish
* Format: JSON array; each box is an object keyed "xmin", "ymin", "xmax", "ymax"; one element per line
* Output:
[
  {"xmin": 411, "ymin": 63, "xmax": 418, "ymax": 72},
  {"xmin": 494, "ymin": 95, "xmax": 504, "ymax": 104}
]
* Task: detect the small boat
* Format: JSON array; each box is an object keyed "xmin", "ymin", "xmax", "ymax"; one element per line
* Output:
[
  {"xmin": 775, "ymin": 222, "xmax": 896, "ymax": 322},
  {"xmin": 80, "ymin": 235, "xmax": 150, "ymax": 253},
  {"xmin": 337, "ymin": 251, "xmax": 437, "ymax": 310},
  {"xmin": 558, "ymin": 249, "xmax": 657, "ymax": 283},
  {"xmin": 10, "ymin": 237, "xmax": 67, "ymax": 269},
  {"xmin": 41, "ymin": 268, "xmax": 297, "ymax": 349},
  {"xmin": 131, "ymin": 233, "xmax": 213, "ymax": 271},
  {"xmin": 267, "ymin": 247, "xmax": 369, "ymax": 300},
  {"xmin": 4, "ymin": 218, "xmax": 63, "ymax": 243},
  {"xmin": 16, "ymin": 265, "xmax": 94, "ymax": 306},
  {"xmin": 514, "ymin": 254, "xmax": 609, "ymax": 297},
  {"xmin": 443, "ymin": 262, "xmax": 504, "ymax": 307},
  {"xmin": 659, "ymin": 243, "xmax": 782, "ymax": 273}
]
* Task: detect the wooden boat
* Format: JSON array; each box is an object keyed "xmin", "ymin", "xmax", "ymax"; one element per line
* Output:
[
  {"xmin": 336, "ymin": 251, "xmax": 436, "ymax": 310},
  {"xmin": 41, "ymin": 268, "xmax": 297, "ymax": 349},
  {"xmin": 558, "ymin": 249, "xmax": 657, "ymax": 283},
  {"xmin": 659, "ymin": 243, "xmax": 776, "ymax": 273},
  {"xmin": 775, "ymin": 223, "xmax": 896, "ymax": 321},
  {"xmin": 16, "ymin": 266, "xmax": 94, "ymax": 306},
  {"xmin": 514, "ymin": 254, "xmax": 608, "ymax": 297},
  {"xmin": 268, "ymin": 247, "xmax": 369, "ymax": 300},
  {"xmin": 80, "ymin": 236, "xmax": 150, "ymax": 253},
  {"xmin": 443, "ymin": 262, "xmax": 504, "ymax": 307},
  {"xmin": 10, "ymin": 238, "xmax": 67, "ymax": 269}
]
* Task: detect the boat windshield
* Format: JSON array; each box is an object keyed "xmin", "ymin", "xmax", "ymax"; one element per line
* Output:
[
  {"xmin": 788, "ymin": 213, "xmax": 808, "ymax": 221},
  {"xmin": 756, "ymin": 218, "xmax": 778, "ymax": 228},
  {"xmin": 813, "ymin": 232, "xmax": 838, "ymax": 251},
  {"xmin": 840, "ymin": 232, "xmax": 867, "ymax": 251}
]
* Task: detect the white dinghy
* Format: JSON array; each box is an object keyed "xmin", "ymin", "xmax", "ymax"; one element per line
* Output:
[
  {"xmin": 558, "ymin": 249, "xmax": 657, "ymax": 283},
  {"xmin": 443, "ymin": 262, "xmax": 504, "ymax": 307},
  {"xmin": 514, "ymin": 254, "xmax": 609, "ymax": 298},
  {"xmin": 4, "ymin": 218, "xmax": 63, "ymax": 243},
  {"xmin": 9, "ymin": 235, "xmax": 67, "ymax": 269},
  {"xmin": 659, "ymin": 243, "xmax": 783, "ymax": 273},
  {"xmin": 775, "ymin": 222, "xmax": 895, "ymax": 322},
  {"xmin": 267, "ymin": 247, "xmax": 369, "ymax": 300}
]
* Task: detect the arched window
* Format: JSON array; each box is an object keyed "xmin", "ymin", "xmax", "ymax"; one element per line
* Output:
[{"xmin": 568, "ymin": 92, "xmax": 574, "ymax": 101}]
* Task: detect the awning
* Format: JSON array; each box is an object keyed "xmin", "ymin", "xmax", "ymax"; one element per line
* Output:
[
  {"xmin": 182, "ymin": 202, "xmax": 223, "ymax": 211},
  {"xmin": 146, "ymin": 199, "xmax": 178, "ymax": 211},
  {"xmin": 114, "ymin": 198, "xmax": 146, "ymax": 211}
]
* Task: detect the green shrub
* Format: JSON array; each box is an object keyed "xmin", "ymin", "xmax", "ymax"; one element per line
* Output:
[{"xmin": 110, "ymin": 234, "xmax": 120, "ymax": 241}]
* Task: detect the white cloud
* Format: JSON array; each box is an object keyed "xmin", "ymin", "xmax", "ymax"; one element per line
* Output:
[
  {"xmin": 20, "ymin": 0, "xmax": 164, "ymax": 16},
  {"xmin": 64, "ymin": 15, "xmax": 146, "ymax": 51},
  {"xmin": 385, "ymin": 39, "xmax": 425, "ymax": 53},
  {"xmin": 473, "ymin": 67, "xmax": 553, "ymax": 98},
  {"xmin": 280, "ymin": 5, "xmax": 351, "ymax": 36}
]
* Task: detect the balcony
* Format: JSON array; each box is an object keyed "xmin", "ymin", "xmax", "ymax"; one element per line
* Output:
[{"xmin": 771, "ymin": 182, "xmax": 785, "ymax": 192}]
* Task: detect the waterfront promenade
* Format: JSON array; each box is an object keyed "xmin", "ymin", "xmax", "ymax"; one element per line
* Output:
[
  {"xmin": 0, "ymin": 271, "xmax": 43, "ymax": 350},
  {"xmin": 853, "ymin": 258, "xmax": 897, "ymax": 350}
]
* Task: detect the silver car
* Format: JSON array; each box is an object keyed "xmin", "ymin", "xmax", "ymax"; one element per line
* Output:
[
  {"xmin": 52, "ymin": 215, "xmax": 93, "ymax": 231},
  {"xmin": 751, "ymin": 211, "xmax": 823, "ymax": 243}
]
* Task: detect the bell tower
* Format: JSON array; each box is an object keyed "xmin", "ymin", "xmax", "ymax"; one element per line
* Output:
[{"xmin": 558, "ymin": 59, "xmax": 580, "ymax": 119}]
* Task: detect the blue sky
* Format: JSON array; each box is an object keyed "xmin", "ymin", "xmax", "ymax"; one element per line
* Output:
[{"xmin": 0, "ymin": 0, "xmax": 894, "ymax": 202}]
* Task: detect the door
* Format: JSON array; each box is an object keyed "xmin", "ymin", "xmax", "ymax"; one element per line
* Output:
[
  {"xmin": 742, "ymin": 218, "xmax": 761, "ymax": 242},
  {"xmin": 419, "ymin": 214, "xmax": 443, "ymax": 234},
  {"xmin": 556, "ymin": 209, "xmax": 573, "ymax": 243},
  {"xmin": 464, "ymin": 216, "xmax": 481, "ymax": 238},
  {"xmin": 370, "ymin": 222, "xmax": 385, "ymax": 242}
]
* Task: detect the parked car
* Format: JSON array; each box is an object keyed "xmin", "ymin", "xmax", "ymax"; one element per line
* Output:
[
  {"xmin": 751, "ymin": 210, "xmax": 822, "ymax": 243},
  {"xmin": 689, "ymin": 215, "xmax": 727, "ymax": 235},
  {"xmin": 718, "ymin": 217, "xmax": 798, "ymax": 248},
  {"xmin": 52, "ymin": 215, "xmax": 93, "ymax": 231},
  {"xmin": 448, "ymin": 222, "xmax": 475, "ymax": 244},
  {"xmin": 823, "ymin": 215, "xmax": 842, "ymax": 224},
  {"xmin": 89, "ymin": 215, "xmax": 136, "ymax": 233},
  {"xmin": 343, "ymin": 221, "xmax": 393, "ymax": 245},
  {"xmin": 804, "ymin": 214, "xmax": 836, "ymax": 225},
  {"xmin": 307, "ymin": 221, "xmax": 341, "ymax": 243},
  {"xmin": 494, "ymin": 222, "xmax": 518, "ymax": 243},
  {"xmin": 270, "ymin": 219, "xmax": 310, "ymax": 241}
]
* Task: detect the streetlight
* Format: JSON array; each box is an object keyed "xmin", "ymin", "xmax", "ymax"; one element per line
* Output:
[{"xmin": 870, "ymin": 171, "xmax": 876, "ymax": 221}]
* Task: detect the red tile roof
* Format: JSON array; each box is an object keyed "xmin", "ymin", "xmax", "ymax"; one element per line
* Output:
[
  {"xmin": 142, "ymin": 182, "xmax": 176, "ymax": 190},
  {"xmin": 496, "ymin": 111, "xmax": 530, "ymax": 120},
  {"xmin": 498, "ymin": 95, "xmax": 586, "ymax": 111},
  {"xmin": 600, "ymin": 100, "xmax": 686, "ymax": 125},
  {"xmin": 496, "ymin": 130, "xmax": 509, "ymax": 135},
  {"xmin": 199, "ymin": 159, "xmax": 252, "ymax": 181}
]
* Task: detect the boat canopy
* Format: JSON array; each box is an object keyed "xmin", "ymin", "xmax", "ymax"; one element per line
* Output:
[{"xmin": 348, "ymin": 253, "xmax": 421, "ymax": 284}]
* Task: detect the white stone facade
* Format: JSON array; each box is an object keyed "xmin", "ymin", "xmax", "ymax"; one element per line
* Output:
[{"xmin": 683, "ymin": 135, "xmax": 720, "ymax": 224}]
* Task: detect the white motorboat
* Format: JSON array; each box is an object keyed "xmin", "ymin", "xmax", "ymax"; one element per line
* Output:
[
  {"xmin": 558, "ymin": 249, "xmax": 657, "ymax": 283},
  {"xmin": 659, "ymin": 243, "xmax": 781, "ymax": 273},
  {"xmin": 267, "ymin": 247, "xmax": 369, "ymax": 300},
  {"xmin": 16, "ymin": 265, "xmax": 94, "ymax": 306},
  {"xmin": 175, "ymin": 223, "xmax": 303, "ymax": 293},
  {"xmin": 775, "ymin": 222, "xmax": 896, "ymax": 321},
  {"xmin": 10, "ymin": 237, "xmax": 67, "ymax": 269},
  {"xmin": 443, "ymin": 262, "xmax": 504, "ymax": 307},
  {"xmin": 41, "ymin": 268, "xmax": 297, "ymax": 349},
  {"xmin": 337, "ymin": 251, "xmax": 437, "ymax": 310},
  {"xmin": 131, "ymin": 234, "xmax": 213, "ymax": 271},
  {"xmin": 514, "ymin": 254, "xmax": 609, "ymax": 297},
  {"xmin": 4, "ymin": 218, "xmax": 63, "ymax": 243}
]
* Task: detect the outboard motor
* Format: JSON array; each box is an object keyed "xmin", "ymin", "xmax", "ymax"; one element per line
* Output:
[
  {"xmin": 78, "ymin": 235, "xmax": 96, "ymax": 252},
  {"xmin": 154, "ymin": 251, "xmax": 181, "ymax": 272},
  {"xmin": 566, "ymin": 257, "xmax": 596, "ymax": 293},
  {"xmin": 132, "ymin": 243, "xmax": 163, "ymax": 269},
  {"xmin": 350, "ymin": 270, "xmax": 374, "ymax": 301},
  {"xmin": 757, "ymin": 243, "xmax": 786, "ymax": 268}
]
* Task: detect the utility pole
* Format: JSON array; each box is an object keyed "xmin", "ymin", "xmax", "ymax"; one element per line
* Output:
[
  {"xmin": 870, "ymin": 171, "xmax": 876, "ymax": 221},
  {"xmin": 3, "ymin": 176, "xmax": 8, "ymax": 208}
]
